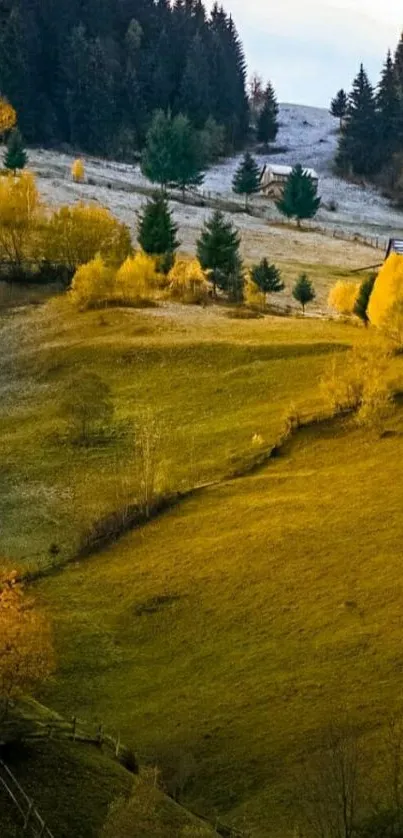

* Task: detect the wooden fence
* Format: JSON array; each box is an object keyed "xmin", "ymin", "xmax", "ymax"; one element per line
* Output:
[{"xmin": 0, "ymin": 758, "xmax": 55, "ymax": 838}]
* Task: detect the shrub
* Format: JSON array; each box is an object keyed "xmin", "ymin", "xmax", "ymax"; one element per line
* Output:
[
  {"xmin": 71, "ymin": 158, "xmax": 85, "ymax": 183},
  {"xmin": 115, "ymin": 253, "xmax": 158, "ymax": 304},
  {"xmin": 69, "ymin": 255, "xmax": 115, "ymax": 310},
  {"xmin": 0, "ymin": 171, "xmax": 44, "ymax": 269},
  {"xmin": 244, "ymin": 273, "xmax": 265, "ymax": 309},
  {"xmin": 321, "ymin": 342, "xmax": 392, "ymax": 431},
  {"xmin": 45, "ymin": 203, "xmax": 132, "ymax": 270},
  {"xmin": 328, "ymin": 280, "xmax": 360, "ymax": 315},
  {"xmin": 368, "ymin": 253, "xmax": 403, "ymax": 327},
  {"xmin": 354, "ymin": 273, "xmax": 377, "ymax": 324},
  {"xmin": 168, "ymin": 259, "xmax": 210, "ymax": 304}
]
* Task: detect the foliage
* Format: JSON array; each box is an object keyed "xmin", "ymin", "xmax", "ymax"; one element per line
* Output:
[
  {"xmin": 336, "ymin": 65, "xmax": 380, "ymax": 176},
  {"xmin": 196, "ymin": 209, "xmax": 242, "ymax": 298},
  {"xmin": 250, "ymin": 258, "xmax": 284, "ymax": 296},
  {"xmin": 322, "ymin": 341, "xmax": 392, "ymax": 430},
  {"xmin": 257, "ymin": 82, "xmax": 279, "ymax": 145},
  {"xmin": 45, "ymin": 204, "xmax": 131, "ymax": 270},
  {"xmin": 115, "ymin": 253, "xmax": 158, "ymax": 304},
  {"xmin": 170, "ymin": 114, "xmax": 205, "ymax": 192},
  {"xmin": 69, "ymin": 255, "xmax": 115, "ymax": 311},
  {"xmin": 0, "ymin": 171, "xmax": 43, "ymax": 269},
  {"xmin": 71, "ymin": 158, "xmax": 85, "ymax": 183},
  {"xmin": 141, "ymin": 112, "xmax": 205, "ymax": 192},
  {"xmin": 4, "ymin": 128, "xmax": 27, "ymax": 171},
  {"xmin": 199, "ymin": 117, "xmax": 225, "ymax": 164},
  {"xmin": 232, "ymin": 152, "xmax": 261, "ymax": 207},
  {"xmin": 0, "ymin": 98, "xmax": 16, "ymax": 135},
  {"xmin": 354, "ymin": 273, "xmax": 377, "ymax": 324},
  {"xmin": 330, "ymin": 89, "xmax": 348, "ymax": 126},
  {"xmin": 292, "ymin": 273, "xmax": 316, "ymax": 312},
  {"xmin": 244, "ymin": 274, "xmax": 265, "ymax": 309},
  {"xmin": 0, "ymin": 570, "xmax": 54, "ymax": 718},
  {"xmin": 357, "ymin": 808, "xmax": 403, "ymax": 838},
  {"xmin": 138, "ymin": 192, "xmax": 179, "ymax": 272},
  {"xmin": 276, "ymin": 164, "xmax": 321, "ymax": 225},
  {"xmin": 368, "ymin": 254, "xmax": 403, "ymax": 327},
  {"xmin": 328, "ymin": 280, "xmax": 360, "ymax": 316},
  {"xmin": 168, "ymin": 259, "xmax": 210, "ymax": 305},
  {"xmin": 62, "ymin": 371, "xmax": 114, "ymax": 444}
]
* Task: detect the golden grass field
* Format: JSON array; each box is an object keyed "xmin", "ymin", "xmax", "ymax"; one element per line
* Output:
[{"xmin": 1, "ymin": 267, "xmax": 402, "ymax": 837}]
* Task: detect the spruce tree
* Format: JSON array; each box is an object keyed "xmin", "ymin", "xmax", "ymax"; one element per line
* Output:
[
  {"xmin": 276, "ymin": 164, "xmax": 321, "ymax": 226},
  {"xmin": 250, "ymin": 259, "xmax": 284, "ymax": 296},
  {"xmin": 293, "ymin": 273, "xmax": 315, "ymax": 314},
  {"xmin": 330, "ymin": 89, "xmax": 348, "ymax": 128},
  {"xmin": 377, "ymin": 51, "xmax": 401, "ymax": 162},
  {"xmin": 336, "ymin": 65, "xmax": 379, "ymax": 176},
  {"xmin": 232, "ymin": 152, "xmax": 260, "ymax": 208},
  {"xmin": 354, "ymin": 273, "xmax": 376, "ymax": 324},
  {"xmin": 4, "ymin": 128, "xmax": 27, "ymax": 171},
  {"xmin": 196, "ymin": 209, "xmax": 242, "ymax": 298},
  {"xmin": 171, "ymin": 114, "xmax": 205, "ymax": 194},
  {"xmin": 394, "ymin": 32, "xmax": 403, "ymax": 91},
  {"xmin": 137, "ymin": 192, "xmax": 179, "ymax": 272},
  {"xmin": 141, "ymin": 110, "xmax": 176, "ymax": 189},
  {"xmin": 178, "ymin": 33, "xmax": 211, "ymax": 129},
  {"xmin": 257, "ymin": 82, "xmax": 279, "ymax": 145}
]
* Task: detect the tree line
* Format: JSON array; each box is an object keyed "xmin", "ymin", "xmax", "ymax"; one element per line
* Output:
[
  {"xmin": 331, "ymin": 31, "xmax": 403, "ymax": 187},
  {"xmin": 0, "ymin": 0, "xmax": 249, "ymax": 158}
]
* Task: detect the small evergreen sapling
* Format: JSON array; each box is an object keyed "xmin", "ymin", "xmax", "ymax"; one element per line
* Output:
[
  {"xmin": 4, "ymin": 128, "xmax": 27, "ymax": 171},
  {"xmin": 232, "ymin": 152, "xmax": 261, "ymax": 208},
  {"xmin": 293, "ymin": 273, "xmax": 315, "ymax": 313},
  {"xmin": 354, "ymin": 273, "xmax": 376, "ymax": 325},
  {"xmin": 330, "ymin": 89, "xmax": 348, "ymax": 129},
  {"xmin": 196, "ymin": 209, "xmax": 242, "ymax": 298},
  {"xmin": 276, "ymin": 164, "xmax": 321, "ymax": 226},
  {"xmin": 250, "ymin": 258, "xmax": 284, "ymax": 304},
  {"xmin": 138, "ymin": 192, "xmax": 179, "ymax": 273}
]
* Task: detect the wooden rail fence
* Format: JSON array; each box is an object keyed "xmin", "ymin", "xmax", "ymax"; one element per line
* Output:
[{"xmin": 0, "ymin": 758, "xmax": 55, "ymax": 838}]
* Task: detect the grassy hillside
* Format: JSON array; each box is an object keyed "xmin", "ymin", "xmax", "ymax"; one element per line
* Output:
[{"xmin": 2, "ymin": 288, "xmax": 401, "ymax": 836}]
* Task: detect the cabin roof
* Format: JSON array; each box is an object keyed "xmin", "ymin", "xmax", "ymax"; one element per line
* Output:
[
  {"xmin": 386, "ymin": 238, "xmax": 403, "ymax": 258},
  {"xmin": 265, "ymin": 163, "xmax": 318, "ymax": 179}
]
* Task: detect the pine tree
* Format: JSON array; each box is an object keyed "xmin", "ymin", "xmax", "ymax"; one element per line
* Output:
[
  {"xmin": 276, "ymin": 164, "xmax": 321, "ymax": 226},
  {"xmin": 377, "ymin": 51, "xmax": 401, "ymax": 162},
  {"xmin": 232, "ymin": 152, "xmax": 260, "ymax": 208},
  {"xmin": 137, "ymin": 192, "xmax": 179, "ymax": 272},
  {"xmin": 394, "ymin": 32, "xmax": 403, "ymax": 91},
  {"xmin": 336, "ymin": 65, "xmax": 379, "ymax": 176},
  {"xmin": 293, "ymin": 273, "xmax": 315, "ymax": 314},
  {"xmin": 171, "ymin": 114, "xmax": 205, "ymax": 193},
  {"xmin": 330, "ymin": 89, "xmax": 348, "ymax": 128},
  {"xmin": 354, "ymin": 273, "xmax": 376, "ymax": 324},
  {"xmin": 141, "ymin": 110, "xmax": 176, "ymax": 189},
  {"xmin": 178, "ymin": 33, "xmax": 211, "ymax": 129},
  {"xmin": 196, "ymin": 209, "xmax": 242, "ymax": 298},
  {"xmin": 4, "ymin": 128, "xmax": 27, "ymax": 171},
  {"xmin": 257, "ymin": 82, "xmax": 279, "ymax": 145},
  {"xmin": 250, "ymin": 259, "xmax": 284, "ymax": 296}
]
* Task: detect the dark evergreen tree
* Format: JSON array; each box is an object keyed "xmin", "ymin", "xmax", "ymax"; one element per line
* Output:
[
  {"xmin": 178, "ymin": 33, "xmax": 211, "ymax": 128},
  {"xmin": 250, "ymin": 259, "xmax": 284, "ymax": 295},
  {"xmin": 141, "ymin": 110, "xmax": 176, "ymax": 189},
  {"xmin": 276, "ymin": 164, "xmax": 321, "ymax": 226},
  {"xmin": 170, "ymin": 114, "xmax": 205, "ymax": 193},
  {"xmin": 232, "ymin": 152, "xmax": 260, "ymax": 207},
  {"xmin": 292, "ymin": 274, "xmax": 315, "ymax": 314},
  {"xmin": 4, "ymin": 127, "xmax": 27, "ymax": 170},
  {"xmin": 393, "ymin": 32, "xmax": 403, "ymax": 91},
  {"xmin": 377, "ymin": 51, "xmax": 402, "ymax": 162},
  {"xmin": 137, "ymin": 192, "xmax": 179, "ymax": 272},
  {"xmin": 336, "ymin": 65, "xmax": 379, "ymax": 176},
  {"xmin": 257, "ymin": 82, "xmax": 279, "ymax": 145},
  {"xmin": 196, "ymin": 209, "xmax": 242, "ymax": 297},
  {"xmin": 199, "ymin": 116, "xmax": 225, "ymax": 163},
  {"xmin": 330, "ymin": 89, "xmax": 348, "ymax": 128},
  {"xmin": 354, "ymin": 273, "xmax": 376, "ymax": 324}
]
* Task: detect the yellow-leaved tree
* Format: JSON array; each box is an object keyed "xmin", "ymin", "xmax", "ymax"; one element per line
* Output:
[
  {"xmin": 69, "ymin": 255, "xmax": 115, "ymax": 310},
  {"xmin": 0, "ymin": 171, "xmax": 44, "ymax": 270},
  {"xmin": 367, "ymin": 253, "xmax": 403, "ymax": 327},
  {"xmin": 168, "ymin": 258, "xmax": 210, "ymax": 304},
  {"xmin": 115, "ymin": 252, "xmax": 158, "ymax": 304},
  {"xmin": 0, "ymin": 98, "xmax": 17, "ymax": 136},
  {"xmin": 244, "ymin": 272, "xmax": 265, "ymax": 309},
  {"xmin": 45, "ymin": 204, "xmax": 132, "ymax": 270},
  {"xmin": 328, "ymin": 280, "xmax": 360, "ymax": 316},
  {"xmin": 71, "ymin": 158, "xmax": 85, "ymax": 183},
  {"xmin": 0, "ymin": 569, "xmax": 54, "ymax": 719}
]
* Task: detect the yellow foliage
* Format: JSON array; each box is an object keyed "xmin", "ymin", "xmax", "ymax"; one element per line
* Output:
[
  {"xmin": 71, "ymin": 158, "xmax": 85, "ymax": 183},
  {"xmin": 328, "ymin": 280, "xmax": 359, "ymax": 315},
  {"xmin": 45, "ymin": 203, "xmax": 132, "ymax": 269},
  {"xmin": 168, "ymin": 258, "xmax": 210, "ymax": 304},
  {"xmin": 244, "ymin": 273, "xmax": 265, "ymax": 309},
  {"xmin": 0, "ymin": 171, "xmax": 44, "ymax": 266},
  {"xmin": 69, "ymin": 255, "xmax": 115, "ymax": 310},
  {"xmin": 367, "ymin": 253, "xmax": 403, "ymax": 327},
  {"xmin": 0, "ymin": 569, "xmax": 54, "ymax": 715},
  {"xmin": 321, "ymin": 341, "xmax": 392, "ymax": 431},
  {"xmin": 0, "ymin": 99, "xmax": 17, "ymax": 135},
  {"xmin": 115, "ymin": 253, "xmax": 158, "ymax": 302}
]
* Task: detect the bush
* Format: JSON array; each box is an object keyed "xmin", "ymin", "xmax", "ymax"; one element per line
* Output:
[
  {"xmin": 168, "ymin": 259, "xmax": 210, "ymax": 304},
  {"xmin": 328, "ymin": 280, "xmax": 360, "ymax": 316},
  {"xmin": 115, "ymin": 253, "xmax": 159, "ymax": 304},
  {"xmin": 45, "ymin": 203, "xmax": 132, "ymax": 270},
  {"xmin": 69, "ymin": 255, "xmax": 115, "ymax": 310},
  {"xmin": 71, "ymin": 158, "xmax": 85, "ymax": 183},
  {"xmin": 321, "ymin": 342, "xmax": 392, "ymax": 431},
  {"xmin": 244, "ymin": 273, "xmax": 265, "ymax": 309},
  {"xmin": 368, "ymin": 253, "xmax": 403, "ymax": 327}
]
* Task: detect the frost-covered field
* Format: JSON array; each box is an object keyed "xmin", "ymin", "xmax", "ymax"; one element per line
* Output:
[{"xmin": 25, "ymin": 103, "xmax": 403, "ymax": 265}]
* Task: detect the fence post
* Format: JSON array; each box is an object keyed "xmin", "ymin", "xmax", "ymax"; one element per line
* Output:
[
  {"xmin": 24, "ymin": 799, "xmax": 34, "ymax": 831},
  {"xmin": 97, "ymin": 724, "xmax": 104, "ymax": 745},
  {"xmin": 115, "ymin": 733, "xmax": 120, "ymax": 758}
]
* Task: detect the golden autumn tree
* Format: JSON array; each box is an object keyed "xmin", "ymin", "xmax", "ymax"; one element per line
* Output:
[
  {"xmin": 71, "ymin": 158, "xmax": 85, "ymax": 183},
  {"xmin": 115, "ymin": 252, "xmax": 158, "ymax": 303},
  {"xmin": 44, "ymin": 204, "xmax": 131, "ymax": 270},
  {"xmin": 69, "ymin": 255, "xmax": 115, "ymax": 310},
  {"xmin": 368, "ymin": 253, "xmax": 403, "ymax": 327},
  {"xmin": 328, "ymin": 280, "xmax": 360, "ymax": 316},
  {"xmin": 168, "ymin": 258, "xmax": 210, "ymax": 304},
  {"xmin": 0, "ymin": 570, "xmax": 54, "ymax": 719},
  {"xmin": 0, "ymin": 171, "xmax": 44, "ymax": 270},
  {"xmin": 0, "ymin": 98, "xmax": 17, "ymax": 137}
]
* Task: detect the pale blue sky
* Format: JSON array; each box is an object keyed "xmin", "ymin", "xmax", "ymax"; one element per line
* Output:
[{"xmin": 207, "ymin": 0, "xmax": 402, "ymax": 107}]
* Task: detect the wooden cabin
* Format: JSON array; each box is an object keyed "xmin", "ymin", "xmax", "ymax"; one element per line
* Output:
[{"xmin": 259, "ymin": 163, "xmax": 319, "ymax": 199}]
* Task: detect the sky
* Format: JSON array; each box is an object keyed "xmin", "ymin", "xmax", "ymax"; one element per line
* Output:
[{"xmin": 206, "ymin": 0, "xmax": 402, "ymax": 107}]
